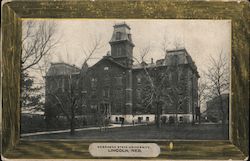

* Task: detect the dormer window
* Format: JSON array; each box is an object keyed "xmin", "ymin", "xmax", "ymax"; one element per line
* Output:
[{"xmin": 116, "ymin": 32, "xmax": 121, "ymax": 40}]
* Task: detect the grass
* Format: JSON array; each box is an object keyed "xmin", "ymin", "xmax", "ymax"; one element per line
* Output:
[
  {"xmin": 4, "ymin": 124, "xmax": 243, "ymax": 159},
  {"xmin": 22, "ymin": 124, "xmax": 229, "ymax": 140}
]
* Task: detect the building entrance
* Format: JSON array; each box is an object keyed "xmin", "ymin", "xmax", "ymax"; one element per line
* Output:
[{"xmin": 99, "ymin": 103, "xmax": 111, "ymax": 118}]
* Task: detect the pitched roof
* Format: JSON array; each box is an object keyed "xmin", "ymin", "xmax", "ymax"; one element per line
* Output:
[{"xmin": 89, "ymin": 56, "xmax": 128, "ymax": 70}]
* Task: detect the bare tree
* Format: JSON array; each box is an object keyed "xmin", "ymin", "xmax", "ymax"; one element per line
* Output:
[
  {"xmin": 46, "ymin": 73, "xmax": 81, "ymax": 135},
  {"xmin": 139, "ymin": 43, "xmax": 151, "ymax": 62},
  {"xmin": 161, "ymin": 33, "xmax": 183, "ymax": 53},
  {"xmin": 135, "ymin": 33, "xmax": 191, "ymax": 127},
  {"xmin": 161, "ymin": 34, "xmax": 171, "ymax": 53},
  {"xmin": 205, "ymin": 50, "xmax": 229, "ymax": 125},
  {"xmin": 80, "ymin": 34, "xmax": 104, "ymax": 64},
  {"xmin": 22, "ymin": 20, "xmax": 59, "ymax": 72},
  {"xmin": 21, "ymin": 20, "xmax": 59, "ymax": 114},
  {"xmin": 198, "ymin": 77, "xmax": 208, "ymax": 107},
  {"xmin": 196, "ymin": 76, "xmax": 208, "ymax": 123},
  {"xmin": 171, "ymin": 69, "xmax": 187, "ymax": 125},
  {"xmin": 45, "ymin": 35, "xmax": 103, "ymax": 135},
  {"xmin": 134, "ymin": 44, "xmax": 187, "ymax": 128}
]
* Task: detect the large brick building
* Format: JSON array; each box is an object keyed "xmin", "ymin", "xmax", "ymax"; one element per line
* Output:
[
  {"xmin": 205, "ymin": 94, "xmax": 229, "ymax": 123},
  {"xmin": 45, "ymin": 23, "xmax": 199, "ymax": 125}
]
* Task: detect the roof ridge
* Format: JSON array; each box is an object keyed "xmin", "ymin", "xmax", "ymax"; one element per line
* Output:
[
  {"xmin": 51, "ymin": 62, "xmax": 80, "ymax": 70},
  {"xmin": 89, "ymin": 56, "xmax": 128, "ymax": 69}
]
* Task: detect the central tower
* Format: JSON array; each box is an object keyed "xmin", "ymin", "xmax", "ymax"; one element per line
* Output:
[
  {"xmin": 109, "ymin": 23, "xmax": 134, "ymax": 118},
  {"xmin": 109, "ymin": 23, "xmax": 134, "ymax": 68}
]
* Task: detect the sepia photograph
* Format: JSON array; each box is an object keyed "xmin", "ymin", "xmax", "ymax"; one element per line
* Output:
[{"xmin": 20, "ymin": 19, "xmax": 231, "ymax": 141}]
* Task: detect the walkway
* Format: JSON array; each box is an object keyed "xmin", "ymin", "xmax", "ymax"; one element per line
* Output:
[{"xmin": 21, "ymin": 123, "xmax": 146, "ymax": 137}]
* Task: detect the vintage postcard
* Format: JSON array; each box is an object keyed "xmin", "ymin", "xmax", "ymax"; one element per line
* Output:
[
  {"xmin": 19, "ymin": 19, "xmax": 231, "ymax": 157},
  {"xmin": 1, "ymin": 0, "xmax": 249, "ymax": 160}
]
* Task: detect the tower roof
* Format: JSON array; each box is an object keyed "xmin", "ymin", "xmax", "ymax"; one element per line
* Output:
[
  {"xmin": 109, "ymin": 22, "xmax": 134, "ymax": 46},
  {"xmin": 113, "ymin": 22, "xmax": 131, "ymax": 30}
]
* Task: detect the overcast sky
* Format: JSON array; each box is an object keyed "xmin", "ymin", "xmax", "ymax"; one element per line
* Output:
[
  {"xmin": 37, "ymin": 19, "xmax": 231, "ymax": 74},
  {"xmin": 23, "ymin": 19, "xmax": 231, "ymax": 112}
]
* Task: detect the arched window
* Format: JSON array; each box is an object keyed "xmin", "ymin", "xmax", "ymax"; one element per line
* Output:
[
  {"xmin": 137, "ymin": 77, "xmax": 141, "ymax": 84},
  {"xmin": 91, "ymin": 78, "xmax": 97, "ymax": 89},
  {"xmin": 116, "ymin": 32, "xmax": 121, "ymax": 40}
]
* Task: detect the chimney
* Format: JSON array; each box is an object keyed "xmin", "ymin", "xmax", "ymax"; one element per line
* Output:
[{"xmin": 151, "ymin": 58, "xmax": 154, "ymax": 64}]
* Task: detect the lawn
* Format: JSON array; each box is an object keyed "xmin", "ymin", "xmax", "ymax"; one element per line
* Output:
[
  {"xmin": 22, "ymin": 123, "xmax": 229, "ymax": 140},
  {"xmin": 7, "ymin": 124, "xmax": 242, "ymax": 160}
]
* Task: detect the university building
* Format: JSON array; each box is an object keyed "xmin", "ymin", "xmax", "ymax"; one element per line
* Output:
[
  {"xmin": 45, "ymin": 23, "xmax": 199, "ymax": 125},
  {"xmin": 205, "ymin": 93, "xmax": 229, "ymax": 123}
]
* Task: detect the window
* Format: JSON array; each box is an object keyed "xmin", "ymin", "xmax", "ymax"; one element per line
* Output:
[
  {"xmin": 91, "ymin": 105, "xmax": 97, "ymax": 110},
  {"xmin": 169, "ymin": 73, "xmax": 172, "ymax": 81},
  {"xmin": 117, "ymin": 47, "xmax": 122, "ymax": 56},
  {"xmin": 179, "ymin": 116, "xmax": 183, "ymax": 122},
  {"xmin": 138, "ymin": 117, "xmax": 142, "ymax": 123},
  {"xmin": 61, "ymin": 78, "xmax": 65, "ymax": 92},
  {"xmin": 115, "ymin": 117, "xmax": 118, "ymax": 122},
  {"xmin": 161, "ymin": 116, "xmax": 167, "ymax": 124},
  {"xmin": 146, "ymin": 117, "xmax": 149, "ymax": 122},
  {"xmin": 114, "ymin": 88, "xmax": 123, "ymax": 100},
  {"xmin": 116, "ymin": 32, "xmax": 121, "ymax": 40},
  {"xmin": 104, "ymin": 76, "xmax": 111, "ymax": 86},
  {"xmin": 171, "ymin": 55, "xmax": 178, "ymax": 65},
  {"xmin": 136, "ymin": 89, "xmax": 141, "ymax": 100},
  {"xmin": 137, "ymin": 77, "xmax": 141, "ymax": 84},
  {"xmin": 114, "ymin": 76, "xmax": 123, "ymax": 86},
  {"xmin": 169, "ymin": 116, "xmax": 175, "ymax": 124},
  {"xmin": 102, "ymin": 88, "xmax": 110, "ymax": 98},
  {"xmin": 128, "ymin": 34, "xmax": 132, "ymax": 41},
  {"xmin": 179, "ymin": 70, "xmax": 184, "ymax": 81},
  {"xmin": 81, "ymin": 90, "xmax": 87, "ymax": 94},
  {"xmin": 91, "ymin": 78, "xmax": 97, "ymax": 89}
]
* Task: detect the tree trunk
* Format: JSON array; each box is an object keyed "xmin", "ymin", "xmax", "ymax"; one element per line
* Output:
[
  {"xmin": 70, "ymin": 119, "xmax": 75, "ymax": 135},
  {"xmin": 155, "ymin": 97, "xmax": 161, "ymax": 128},
  {"xmin": 156, "ymin": 102, "xmax": 160, "ymax": 128},
  {"xmin": 70, "ymin": 107, "xmax": 75, "ymax": 135}
]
